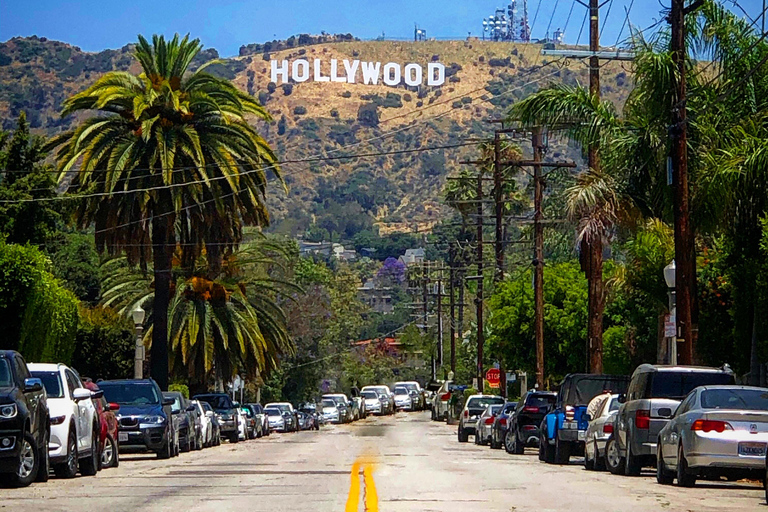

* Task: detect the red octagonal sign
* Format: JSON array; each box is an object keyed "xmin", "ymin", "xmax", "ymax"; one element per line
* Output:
[{"xmin": 485, "ymin": 368, "xmax": 501, "ymax": 388}]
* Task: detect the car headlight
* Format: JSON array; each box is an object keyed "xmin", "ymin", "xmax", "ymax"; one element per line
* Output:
[
  {"xmin": 142, "ymin": 415, "xmax": 166, "ymax": 424},
  {"xmin": 0, "ymin": 404, "xmax": 17, "ymax": 419}
]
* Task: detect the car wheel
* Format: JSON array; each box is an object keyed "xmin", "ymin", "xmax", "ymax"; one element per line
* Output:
[
  {"xmin": 9, "ymin": 432, "xmax": 39, "ymax": 487},
  {"xmin": 157, "ymin": 437, "xmax": 172, "ymax": 459},
  {"xmin": 584, "ymin": 441, "xmax": 595, "ymax": 470},
  {"xmin": 504, "ymin": 430, "xmax": 516, "ymax": 454},
  {"xmin": 656, "ymin": 443, "xmax": 673, "ymax": 485},
  {"xmin": 458, "ymin": 426, "xmax": 468, "ymax": 443},
  {"xmin": 676, "ymin": 443, "xmax": 696, "ymax": 487},
  {"xmin": 624, "ymin": 436, "xmax": 642, "ymax": 476},
  {"xmin": 80, "ymin": 428, "xmax": 100, "ymax": 476},
  {"xmin": 35, "ymin": 428, "xmax": 49, "ymax": 483},
  {"xmin": 555, "ymin": 438, "xmax": 571, "ymax": 465},
  {"xmin": 54, "ymin": 428, "xmax": 78, "ymax": 478},
  {"xmin": 181, "ymin": 429, "xmax": 191, "ymax": 453},
  {"xmin": 230, "ymin": 432, "xmax": 239, "ymax": 444},
  {"xmin": 593, "ymin": 440, "xmax": 606, "ymax": 471},
  {"xmin": 513, "ymin": 429, "xmax": 524, "ymax": 454},
  {"xmin": 605, "ymin": 435, "xmax": 625, "ymax": 475}
]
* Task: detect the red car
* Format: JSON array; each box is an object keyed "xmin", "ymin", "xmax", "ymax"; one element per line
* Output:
[{"xmin": 84, "ymin": 381, "xmax": 120, "ymax": 468}]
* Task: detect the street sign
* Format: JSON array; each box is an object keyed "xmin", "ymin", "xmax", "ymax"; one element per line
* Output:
[
  {"xmin": 485, "ymin": 368, "xmax": 501, "ymax": 388},
  {"xmin": 664, "ymin": 314, "xmax": 676, "ymax": 338}
]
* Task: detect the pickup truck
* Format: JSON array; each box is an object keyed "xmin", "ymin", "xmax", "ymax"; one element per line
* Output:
[{"xmin": 540, "ymin": 373, "xmax": 629, "ymax": 465}]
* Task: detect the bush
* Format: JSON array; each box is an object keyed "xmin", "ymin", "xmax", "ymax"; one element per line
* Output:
[
  {"xmin": 451, "ymin": 100, "xmax": 463, "ymax": 109},
  {"xmin": 258, "ymin": 91, "xmax": 269, "ymax": 104},
  {"xmin": 72, "ymin": 307, "xmax": 134, "ymax": 381},
  {"xmin": 416, "ymin": 100, "xmax": 423, "ymax": 107},
  {"xmin": 267, "ymin": 81, "xmax": 277, "ymax": 93},
  {"xmin": 403, "ymin": 93, "xmax": 412, "ymax": 102},
  {"xmin": 461, "ymin": 96, "xmax": 472, "ymax": 104},
  {"xmin": 169, "ymin": 383, "xmax": 190, "ymax": 399},
  {"xmin": 341, "ymin": 90, "xmax": 352, "ymax": 98},
  {"xmin": 282, "ymin": 83, "xmax": 293, "ymax": 96},
  {"xmin": 357, "ymin": 103, "xmax": 379, "ymax": 127},
  {"xmin": 293, "ymin": 105, "xmax": 307, "ymax": 115},
  {"xmin": 488, "ymin": 57, "xmax": 511, "ymax": 67},
  {"xmin": 330, "ymin": 108, "xmax": 339, "ymax": 117}
]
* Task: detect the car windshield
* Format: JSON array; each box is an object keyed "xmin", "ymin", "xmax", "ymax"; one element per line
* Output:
[
  {"xmin": 502, "ymin": 403, "xmax": 516, "ymax": 414},
  {"xmin": 322, "ymin": 399, "xmax": 336, "ymax": 407},
  {"xmin": 201, "ymin": 402, "xmax": 212, "ymax": 412},
  {"xmin": 30, "ymin": 370, "xmax": 64, "ymax": 398},
  {"xmin": 527, "ymin": 394, "xmax": 556, "ymax": 407},
  {"xmin": 100, "ymin": 382, "xmax": 160, "ymax": 405},
  {"xmin": 607, "ymin": 398, "xmax": 620, "ymax": 412},
  {"xmin": 701, "ymin": 388, "xmax": 768, "ymax": 410},
  {"xmin": 164, "ymin": 394, "xmax": 182, "ymax": 413},
  {"xmin": 196, "ymin": 395, "xmax": 234, "ymax": 410},
  {"xmin": 0, "ymin": 359, "xmax": 11, "ymax": 387},
  {"xmin": 361, "ymin": 391, "xmax": 378, "ymax": 399},
  {"xmin": 467, "ymin": 396, "xmax": 505, "ymax": 409},
  {"xmin": 650, "ymin": 372, "xmax": 734, "ymax": 400},
  {"xmin": 265, "ymin": 408, "xmax": 281, "ymax": 417},
  {"xmin": 394, "ymin": 386, "xmax": 408, "ymax": 395},
  {"xmin": 487, "ymin": 405, "xmax": 502, "ymax": 415}
]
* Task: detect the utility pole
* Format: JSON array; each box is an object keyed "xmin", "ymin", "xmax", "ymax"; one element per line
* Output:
[
  {"xmin": 436, "ymin": 264, "xmax": 444, "ymax": 372},
  {"xmin": 493, "ymin": 132, "xmax": 505, "ymax": 284},
  {"xmin": 422, "ymin": 263, "xmax": 434, "ymax": 380},
  {"xmin": 476, "ymin": 172, "xmax": 485, "ymax": 390},
  {"xmin": 449, "ymin": 246, "xmax": 457, "ymax": 374},
  {"xmin": 670, "ymin": 0, "xmax": 697, "ymax": 366},
  {"xmin": 533, "ymin": 127, "xmax": 545, "ymax": 389}
]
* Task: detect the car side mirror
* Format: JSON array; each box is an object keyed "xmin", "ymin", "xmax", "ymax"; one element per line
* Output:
[
  {"xmin": 186, "ymin": 404, "xmax": 196, "ymax": 412},
  {"xmin": 658, "ymin": 407, "xmax": 673, "ymax": 419},
  {"xmin": 72, "ymin": 388, "xmax": 92, "ymax": 401},
  {"xmin": 162, "ymin": 397, "xmax": 175, "ymax": 406},
  {"xmin": 584, "ymin": 413, "xmax": 592, "ymax": 422},
  {"xmin": 90, "ymin": 390, "xmax": 104, "ymax": 400},
  {"xmin": 172, "ymin": 409, "xmax": 181, "ymax": 415},
  {"xmin": 23, "ymin": 378, "xmax": 43, "ymax": 393},
  {"xmin": 617, "ymin": 393, "xmax": 626, "ymax": 404},
  {"xmin": 108, "ymin": 402, "xmax": 120, "ymax": 412},
  {"xmin": 205, "ymin": 410, "xmax": 214, "ymax": 417},
  {"xmin": 232, "ymin": 401, "xmax": 240, "ymax": 408}
]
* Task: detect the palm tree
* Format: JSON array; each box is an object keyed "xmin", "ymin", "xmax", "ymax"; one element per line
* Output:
[
  {"xmin": 48, "ymin": 34, "xmax": 280, "ymax": 389},
  {"xmin": 101, "ymin": 232, "xmax": 298, "ymax": 391}
]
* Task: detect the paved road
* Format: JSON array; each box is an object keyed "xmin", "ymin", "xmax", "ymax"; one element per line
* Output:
[{"xmin": 3, "ymin": 411, "xmax": 764, "ymax": 511}]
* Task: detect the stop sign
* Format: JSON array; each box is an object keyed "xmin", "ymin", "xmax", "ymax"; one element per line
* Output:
[{"xmin": 485, "ymin": 368, "xmax": 501, "ymax": 388}]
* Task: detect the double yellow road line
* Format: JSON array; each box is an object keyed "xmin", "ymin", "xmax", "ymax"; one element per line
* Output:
[{"xmin": 345, "ymin": 457, "xmax": 378, "ymax": 512}]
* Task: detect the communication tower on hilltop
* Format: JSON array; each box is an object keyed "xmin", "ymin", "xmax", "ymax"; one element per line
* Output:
[
  {"xmin": 519, "ymin": 0, "xmax": 530, "ymax": 42},
  {"xmin": 481, "ymin": 2, "xmax": 529, "ymax": 42}
]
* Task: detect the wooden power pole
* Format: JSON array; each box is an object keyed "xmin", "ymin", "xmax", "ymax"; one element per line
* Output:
[
  {"xmin": 475, "ymin": 172, "xmax": 485, "ymax": 390},
  {"xmin": 532, "ymin": 128, "xmax": 545, "ymax": 389}
]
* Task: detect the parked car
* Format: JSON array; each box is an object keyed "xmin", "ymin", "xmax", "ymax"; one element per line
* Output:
[
  {"xmin": 191, "ymin": 400, "xmax": 213, "ymax": 447},
  {"xmin": 83, "ymin": 380, "xmax": 120, "ymax": 468},
  {"xmin": 99, "ymin": 379, "xmax": 177, "ymax": 459},
  {"xmin": 609, "ymin": 364, "xmax": 735, "ymax": 476},
  {"xmin": 237, "ymin": 408, "xmax": 249, "ymax": 440},
  {"xmin": 489, "ymin": 401, "xmax": 517, "ymax": 450},
  {"xmin": 361, "ymin": 386, "xmax": 394, "ymax": 415},
  {"xmin": 185, "ymin": 398, "xmax": 204, "ymax": 450},
  {"xmin": 200, "ymin": 401, "xmax": 221, "ymax": 446},
  {"xmin": 458, "ymin": 395, "xmax": 505, "ymax": 442},
  {"xmin": 393, "ymin": 386, "xmax": 413, "ymax": 411},
  {"xmin": 322, "ymin": 395, "xmax": 352, "ymax": 423},
  {"xmin": 320, "ymin": 398, "xmax": 341, "ymax": 424},
  {"xmin": 240, "ymin": 406, "xmax": 260, "ymax": 439},
  {"xmin": 163, "ymin": 391, "xmax": 199, "ymax": 451},
  {"xmin": 265, "ymin": 402, "xmax": 298, "ymax": 431},
  {"xmin": 395, "ymin": 381, "xmax": 425, "ymax": 411},
  {"xmin": 298, "ymin": 403, "xmax": 321, "ymax": 430},
  {"xmin": 265, "ymin": 406, "xmax": 288, "ymax": 432},
  {"xmin": 296, "ymin": 411, "xmax": 317, "ymax": 430},
  {"xmin": 361, "ymin": 389, "xmax": 382, "ymax": 415},
  {"xmin": 656, "ymin": 385, "xmax": 768, "ymax": 487},
  {"xmin": 28, "ymin": 363, "xmax": 101, "ymax": 479},
  {"xmin": 583, "ymin": 393, "xmax": 620, "ymax": 471},
  {"xmin": 475, "ymin": 404, "xmax": 503, "ymax": 446},
  {"xmin": 431, "ymin": 380, "xmax": 453, "ymax": 421},
  {"xmin": 507, "ymin": 391, "xmax": 557, "ymax": 454},
  {"xmin": 349, "ymin": 388, "xmax": 366, "ymax": 419},
  {"xmin": 194, "ymin": 393, "xmax": 241, "ymax": 443},
  {"xmin": 0, "ymin": 350, "xmax": 49, "ymax": 487},
  {"xmin": 244, "ymin": 404, "xmax": 268, "ymax": 437},
  {"xmin": 540, "ymin": 373, "xmax": 630, "ymax": 465}
]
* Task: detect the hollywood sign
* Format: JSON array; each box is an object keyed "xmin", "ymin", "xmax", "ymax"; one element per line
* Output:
[{"xmin": 270, "ymin": 59, "xmax": 446, "ymax": 87}]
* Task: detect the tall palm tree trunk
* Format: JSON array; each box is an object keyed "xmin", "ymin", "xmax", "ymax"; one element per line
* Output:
[
  {"xmin": 151, "ymin": 214, "xmax": 174, "ymax": 390},
  {"xmin": 582, "ymin": 238, "xmax": 604, "ymax": 373}
]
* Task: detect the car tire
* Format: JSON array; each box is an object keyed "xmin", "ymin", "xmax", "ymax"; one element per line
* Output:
[
  {"xmin": 103, "ymin": 435, "xmax": 119, "ymax": 468},
  {"xmin": 555, "ymin": 438, "xmax": 571, "ymax": 465},
  {"xmin": 80, "ymin": 428, "xmax": 100, "ymax": 476},
  {"xmin": 656, "ymin": 443, "xmax": 673, "ymax": 485},
  {"xmin": 181, "ymin": 429, "xmax": 191, "ymax": 453},
  {"xmin": 624, "ymin": 436, "xmax": 642, "ymax": 476},
  {"xmin": 593, "ymin": 440, "xmax": 606, "ymax": 471},
  {"xmin": 230, "ymin": 432, "xmax": 239, "ymax": 444},
  {"xmin": 8, "ymin": 432, "xmax": 39, "ymax": 487},
  {"xmin": 157, "ymin": 437, "xmax": 172, "ymax": 460},
  {"xmin": 605, "ymin": 435, "xmax": 625, "ymax": 475},
  {"xmin": 676, "ymin": 443, "xmax": 696, "ymax": 487},
  {"xmin": 504, "ymin": 430, "xmax": 516, "ymax": 454},
  {"xmin": 35, "ymin": 428, "xmax": 49, "ymax": 483},
  {"xmin": 584, "ymin": 441, "xmax": 595, "ymax": 470},
  {"xmin": 54, "ymin": 429, "xmax": 78, "ymax": 479},
  {"xmin": 490, "ymin": 432, "xmax": 501, "ymax": 450},
  {"xmin": 513, "ymin": 429, "xmax": 524, "ymax": 454},
  {"xmin": 458, "ymin": 426, "xmax": 468, "ymax": 443}
]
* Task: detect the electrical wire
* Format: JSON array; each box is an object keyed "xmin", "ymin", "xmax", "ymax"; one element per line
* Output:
[
  {"xmin": 615, "ymin": 0, "xmax": 636, "ymax": 48},
  {"xmin": 599, "ymin": 0, "xmax": 615, "ymax": 40},
  {"xmin": 545, "ymin": 0, "xmax": 561, "ymax": 40}
]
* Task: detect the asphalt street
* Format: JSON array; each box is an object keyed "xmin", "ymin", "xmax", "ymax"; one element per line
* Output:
[{"xmin": 2, "ymin": 411, "xmax": 764, "ymax": 511}]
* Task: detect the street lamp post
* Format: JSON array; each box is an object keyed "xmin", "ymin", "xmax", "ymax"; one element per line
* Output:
[
  {"xmin": 663, "ymin": 260, "xmax": 677, "ymax": 365},
  {"xmin": 132, "ymin": 305, "xmax": 145, "ymax": 379}
]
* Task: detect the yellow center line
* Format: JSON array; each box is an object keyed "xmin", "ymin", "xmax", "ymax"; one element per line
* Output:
[{"xmin": 345, "ymin": 456, "xmax": 379, "ymax": 512}]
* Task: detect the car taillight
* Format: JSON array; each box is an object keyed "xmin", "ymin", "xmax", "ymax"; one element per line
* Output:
[
  {"xmin": 635, "ymin": 409, "xmax": 650, "ymax": 429},
  {"xmin": 485, "ymin": 417, "xmax": 495, "ymax": 425},
  {"xmin": 522, "ymin": 406, "xmax": 539, "ymax": 413},
  {"xmin": 50, "ymin": 415, "xmax": 66, "ymax": 425},
  {"xmin": 603, "ymin": 423, "xmax": 613, "ymax": 434},
  {"xmin": 522, "ymin": 425, "xmax": 537, "ymax": 431},
  {"xmin": 565, "ymin": 406, "xmax": 575, "ymax": 422},
  {"xmin": 499, "ymin": 418, "xmax": 507, "ymax": 426},
  {"xmin": 441, "ymin": 393, "xmax": 451, "ymax": 401},
  {"xmin": 464, "ymin": 410, "xmax": 468, "ymax": 418},
  {"xmin": 691, "ymin": 419, "xmax": 733, "ymax": 433}
]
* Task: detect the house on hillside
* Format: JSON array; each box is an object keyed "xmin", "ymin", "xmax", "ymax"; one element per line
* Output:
[
  {"xmin": 398, "ymin": 248, "xmax": 425, "ymax": 266},
  {"xmin": 357, "ymin": 279, "xmax": 394, "ymax": 314}
]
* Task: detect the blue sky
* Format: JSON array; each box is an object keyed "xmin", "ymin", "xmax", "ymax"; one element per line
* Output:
[{"xmin": 0, "ymin": 0, "xmax": 764, "ymax": 57}]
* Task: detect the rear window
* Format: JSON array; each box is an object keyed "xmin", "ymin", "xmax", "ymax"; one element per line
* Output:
[
  {"xmin": 467, "ymin": 396, "xmax": 505, "ymax": 409},
  {"xmin": 526, "ymin": 393, "xmax": 556, "ymax": 407},
  {"xmin": 195, "ymin": 395, "xmax": 234, "ymax": 410},
  {"xmin": 701, "ymin": 388, "xmax": 768, "ymax": 411},
  {"xmin": 100, "ymin": 382, "xmax": 160, "ymax": 405},
  {"xmin": 489, "ymin": 405, "xmax": 502, "ymax": 415},
  {"xmin": 649, "ymin": 372, "xmax": 734, "ymax": 400}
]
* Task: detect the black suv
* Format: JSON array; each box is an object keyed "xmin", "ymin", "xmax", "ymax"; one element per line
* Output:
[
  {"xmin": 193, "ymin": 393, "xmax": 240, "ymax": 443},
  {"xmin": 0, "ymin": 350, "xmax": 49, "ymax": 487},
  {"xmin": 506, "ymin": 391, "xmax": 557, "ymax": 454},
  {"xmin": 98, "ymin": 379, "xmax": 177, "ymax": 459},
  {"xmin": 163, "ymin": 391, "xmax": 199, "ymax": 452}
]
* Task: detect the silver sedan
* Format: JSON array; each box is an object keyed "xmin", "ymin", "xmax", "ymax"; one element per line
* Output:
[
  {"xmin": 657, "ymin": 385, "xmax": 768, "ymax": 487},
  {"xmin": 584, "ymin": 393, "xmax": 620, "ymax": 471}
]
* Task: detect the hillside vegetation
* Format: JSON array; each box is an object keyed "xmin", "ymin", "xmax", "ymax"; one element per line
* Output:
[{"xmin": 0, "ymin": 35, "xmax": 633, "ymax": 234}]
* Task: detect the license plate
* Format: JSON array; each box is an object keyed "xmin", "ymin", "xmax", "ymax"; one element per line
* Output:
[
  {"xmin": 738, "ymin": 442, "xmax": 766, "ymax": 457},
  {"xmin": 118, "ymin": 432, "xmax": 128, "ymax": 443},
  {"xmin": 578, "ymin": 431, "xmax": 586, "ymax": 441}
]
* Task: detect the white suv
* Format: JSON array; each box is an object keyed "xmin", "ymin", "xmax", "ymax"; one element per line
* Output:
[{"xmin": 28, "ymin": 363, "xmax": 100, "ymax": 478}]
